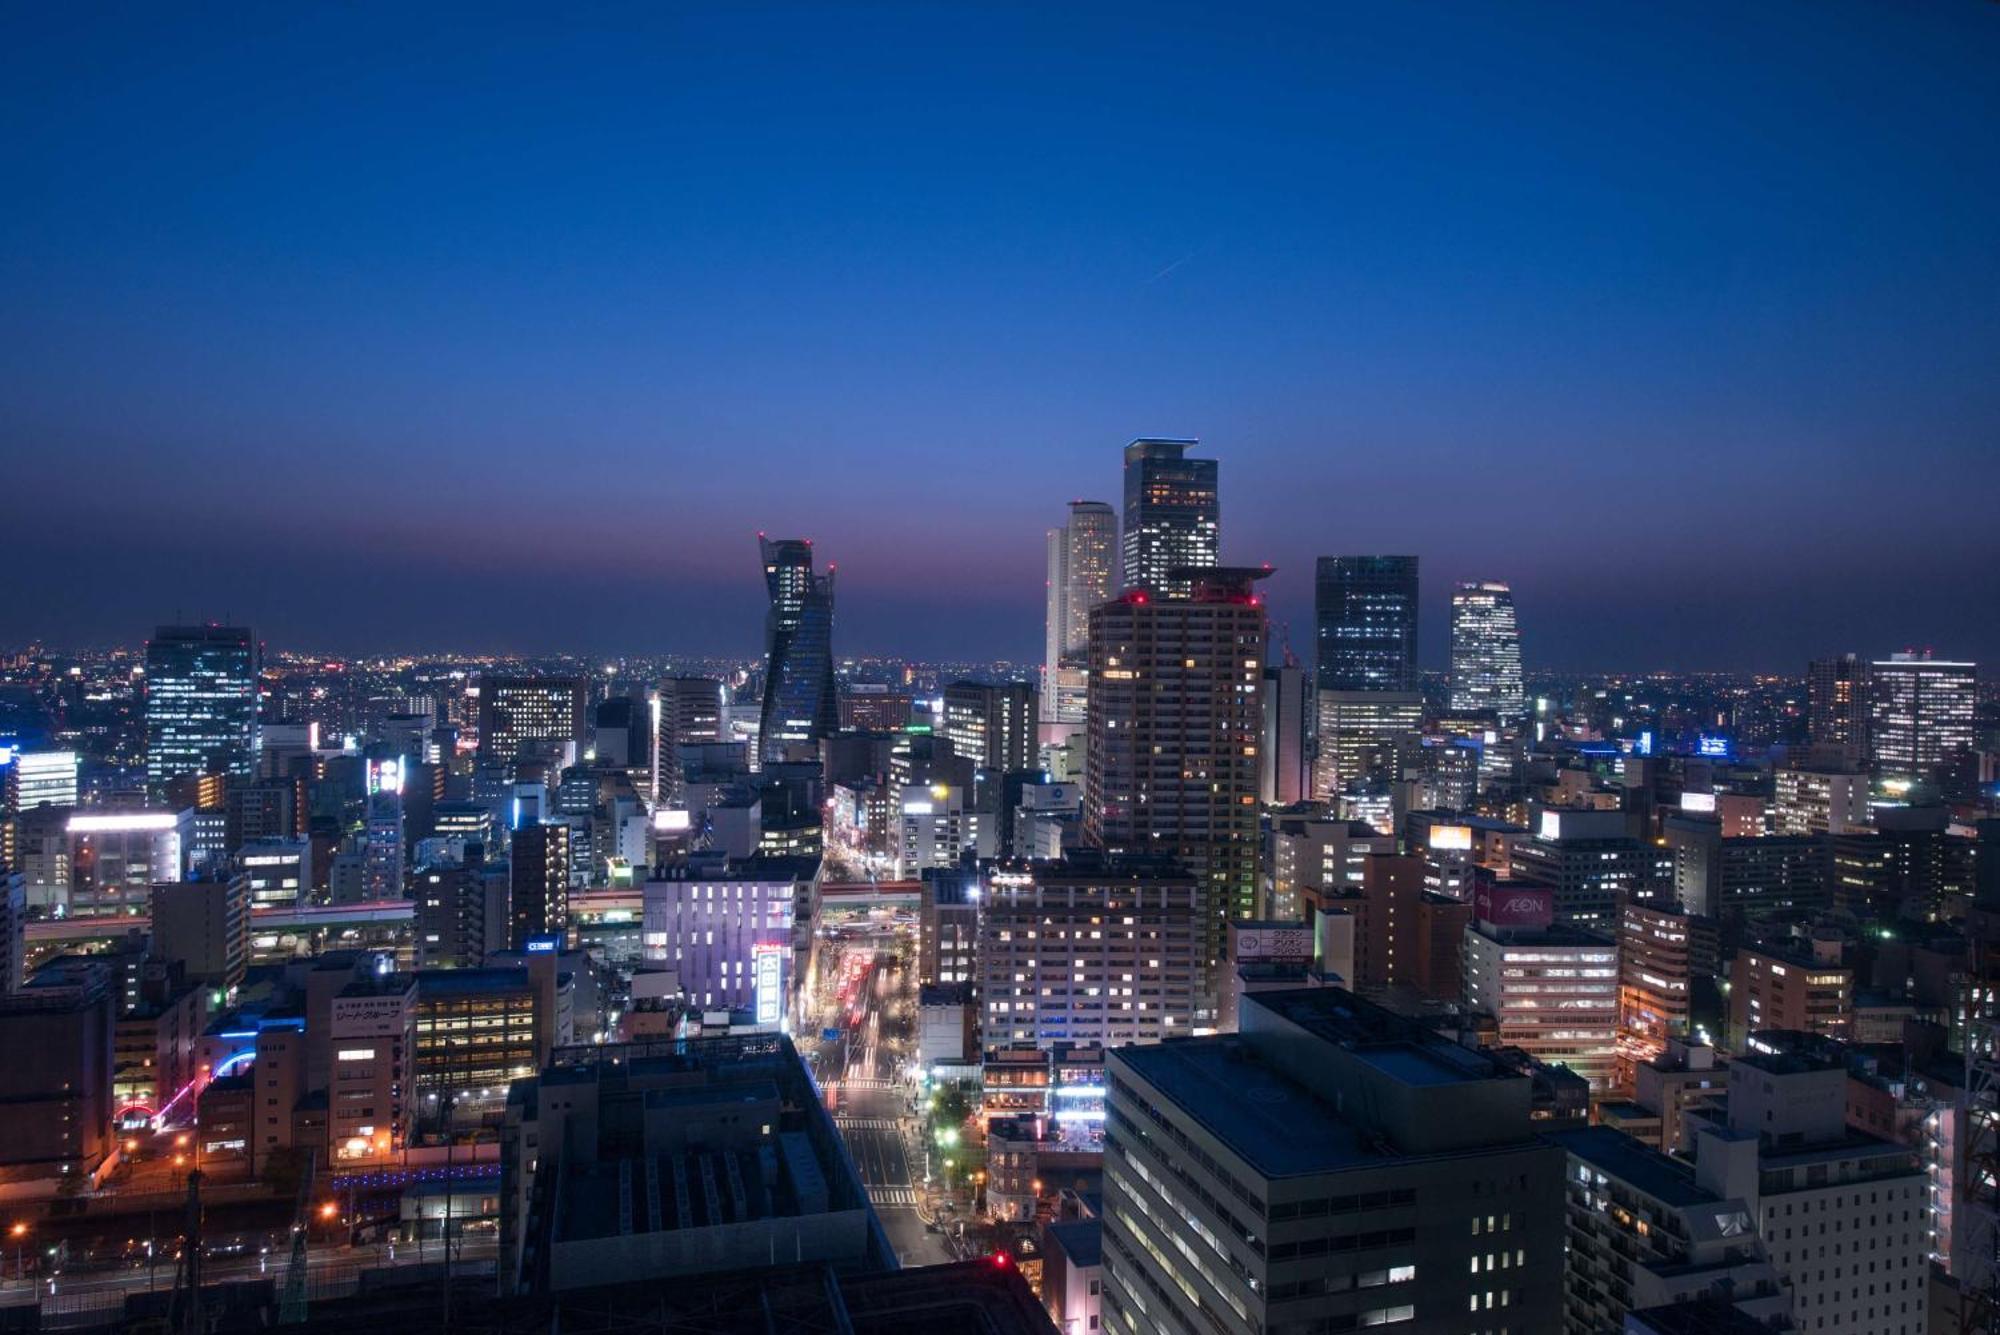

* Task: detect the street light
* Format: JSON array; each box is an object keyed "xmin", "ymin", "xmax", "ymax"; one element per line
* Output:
[{"xmin": 9, "ymin": 1223, "xmax": 25, "ymax": 1281}]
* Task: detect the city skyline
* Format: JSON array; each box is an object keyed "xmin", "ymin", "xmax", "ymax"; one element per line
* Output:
[{"xmin": 3, "ymin": 5, "xmax": 1997, "ymax": 668}]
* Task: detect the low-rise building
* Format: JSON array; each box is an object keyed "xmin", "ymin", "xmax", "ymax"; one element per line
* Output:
[{"xmin": 498, "ymin": 1034, "xmax": 894, "ymax": 1294}]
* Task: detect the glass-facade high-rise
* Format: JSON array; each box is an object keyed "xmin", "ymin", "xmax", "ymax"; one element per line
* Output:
[
  {"xmin": 1868, "ymin": 652, "xmax": 1977, "ymax": 786},
  {"xmin": 757, "ymin": 536, "xmax": 837, "ymax": 766},
  {"xmin": 1314, "ymin": 557, "xmax": 1420, "ymax": 801},
  {"xmin": 1043, "ymin": 499, "xmax": 1117, "ymax": 723},
  {"xmin": 144, "ymin": 623, "xmax": 259, "ymax": 794},
  {"xmin": 1314, "ymin": 556, "xmax": 1419, "ymax": 692},
  {"xmin": 1449, "ymin": 580, "xmax": 1525, "ymax": 720},
  {"xmin": 1120, "ymin": 439, "xmax": 1218, "ymax": 600}
]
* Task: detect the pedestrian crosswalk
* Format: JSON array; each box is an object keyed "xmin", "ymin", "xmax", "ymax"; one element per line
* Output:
[
  {"xmin": 831, "ymin": 1076, "xmax": 895, "ymax": 1091},
  {"xmin": 868, "ymin": 1185, "xmax": 919, "ymax": 1207},
  {"xmin": 835, "ymin": 1117, "xmax": 898, "ymax": 1130}
]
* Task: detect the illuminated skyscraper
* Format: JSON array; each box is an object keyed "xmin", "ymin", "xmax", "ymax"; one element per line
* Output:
[
  {"xmin": 476, "ymin": 676, "xmax": 587, "ymax": 766},
  {"xmin": 1120, "ymin": 439, "xmax": 1218, "ymax": 599},
  {"xmin": 1315, "ymin": 556, "xmax": 1418, "ymax": 692},
  {"xmin": 1449, "ymin": 580, "xmax": 1524, "ymax": 720},
  {"xmin": 1086, "ymin": 567, "xmax": 1267, "ymax": 1015},
  {"xmin": 144, "ymin": 624, "xmax": 260, "ymax": 794},
  {"xmin": 1043, "ymin": 499, "xmax": 1117, "ymax": 723},
  {"xmin": 1869, "ymin": 652, "xmax": 1977, "ymax": 786},
  {"xmin": 1314, "ymin": 557, "xmax": 1420, "ymax": 799},
  {"xmin": 1806, "ymin": 653, "xmax": 1869, "ymax": 759},
  {"xmin": 756, "ymin": 536, "xmax": 838, "ymax": 766}
]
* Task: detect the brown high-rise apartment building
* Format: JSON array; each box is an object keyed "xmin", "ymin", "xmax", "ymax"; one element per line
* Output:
[{"xmin": 1085, "ymin": 567, "xmax": 1267, "ymax": 1019}]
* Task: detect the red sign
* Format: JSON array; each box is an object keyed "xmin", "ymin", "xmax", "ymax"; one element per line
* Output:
[{"xmin": 1475, "ymin": 883, "xmax": 1554, "ymax": 930}]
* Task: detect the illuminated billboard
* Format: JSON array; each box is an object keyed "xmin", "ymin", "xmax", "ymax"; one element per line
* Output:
[
  {"xmin": 1680, "ymin": 791, "xmax": 1717, "ymax": 813},
  {"xmin": 1475, "ymin": 883, "xmax": 1554, "ymax": 931},
  {"xmin": 653, "ymin": 809, "xmax": 692, "ymax": 833},
  {"xmin": 753, "ymin": 941, "xmax": 785, "ymax": 1027},
  {"xmin": 68, "ymin": 812, "xmax": 178, "ymax": 833},
  {"xmin": 1428, "ymin": 824, "xmax": 1473, "ymax": 852}
]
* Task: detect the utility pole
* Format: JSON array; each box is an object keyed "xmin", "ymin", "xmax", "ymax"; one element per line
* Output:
[
  {"xmin": 169, "ymin": 1167, "xmax": 203, "ymax": 1335},
  {"xmin": 440, "ymin": 1089, "xmax": 454, "ymax": 1331}
]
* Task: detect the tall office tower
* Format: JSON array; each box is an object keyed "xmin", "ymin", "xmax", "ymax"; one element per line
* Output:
[
  {"xmin": 1314, "ymin": 693, "xmax": 1424, "ymax": 806},
  {"xmin": 144, "ymin": 624, "xmax": 259, "ymax": 793},
  {"xmin": 1314, "ymin": 556, "xmax": 1421, "ymax": 800},
  {"xmin": 978, "ymin": 853, "xmax": 1202, "ymax": 1047},
  {"xmin": 1120, "ymin": 438, "xmax": 1218, "ymax": 599},
  {"xmin": 363, "ymin": 757, "xmax": 406, "ymax": 899},
  {"xmin": 1315, "ymin": 556, "xmax": 1419, "ymax": 692},
  {"xmin": 1043, "ymin": 500, "xmax": 1118, "ymax": 722},
  {"xmin": 649, "ymin": 676, "xmax": 725, "ymax": 804},
  {"xmin": 757, "ymin": 536, "xmax": 838, "ymax": 766},
  {"xmin": 1259, "ymin": 662, "xmax": 1310, "ymax": 807},
  {"xmin": 1448, "ymin": 581, "xmax": 1524, "ymax": 719},
  {"xmin": 1869, "ymin": 651, "xmax": 1977, "ymax": 786},
  {"xmin": 1086, "ymin": 568, "xmax": 1267, "ymax": 1018},
  {"xmin": 1102, "ymin": 988, "xmax": 1564, "ymax": 1335},
  {"xmin": 508, "ymin": 823, "xmax": 571, "ymax": 949},
  {"xmin": 476, "ymin": 675, "xmax": 587, "ymax": 765},
  {"xmin": 942, "ymin": 680, "xmax": 1037, "ymax": 773},
  {"xmin": 1805, "ymin": 653, "xmax": 1869, "ymax": 758}
]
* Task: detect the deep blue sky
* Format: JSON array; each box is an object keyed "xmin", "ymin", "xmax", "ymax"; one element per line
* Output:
[{"xmin": 4, "ymin": 3, "xmax": 1996, "ymax": 669}]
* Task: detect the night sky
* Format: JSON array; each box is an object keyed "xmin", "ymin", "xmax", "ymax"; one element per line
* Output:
[{"xmin": 3, "ymin": 3, "xmax": 1996, "ymax": 669}]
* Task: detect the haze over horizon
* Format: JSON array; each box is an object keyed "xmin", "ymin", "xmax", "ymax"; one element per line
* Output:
[{"xmin": 4, "ymin": 3, "xmax": 1996, "ymax": 671}]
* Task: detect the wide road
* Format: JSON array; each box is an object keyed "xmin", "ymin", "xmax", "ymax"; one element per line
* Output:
[{"xmin": 811, "ymin": 931, "xmax": 952, "ymax": 1268}]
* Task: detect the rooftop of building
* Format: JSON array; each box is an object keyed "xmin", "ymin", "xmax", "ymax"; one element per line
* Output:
[
  {"xmin": 1042, "ymin": 1219, "xmax": 1101, "ymax": 1269},
  {"xmin": 1547, "ymin": 1126, "xmax": 1712, "ymax": 1209},
  {"xmin": 240, "ymin": 1259, "xmax": 1055, "ymax": 1335},
  {"xmin": 1627, "ymin": 1297, "xmax": 1785, "ymax": 1335},
  {"xmin": 414, "ymin": 966, "xmax": 539, "ymax": 998},
  {"xmin": 1113, "ymin": 1038, "xmax": 1368, "ymax": 1177},
  {"xmin": 647, "ymin": 852, "xmax": 822, "ymax": 883},
  {"xmin": 337, "ymin": 969, "xmax": 417, "ymax": 999},
  {"xmin": 1730, "ymin": 1047, "xmax": 1845, "ymax": 1079},
  {"xmin": 1466, "ymin": 921, "xmax": 1617, "ymax": 949}
]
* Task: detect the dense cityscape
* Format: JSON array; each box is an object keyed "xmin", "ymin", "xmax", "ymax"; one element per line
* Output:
[
  {"xmin": 7, "ymin": 5, "xmax": 1999, "ymax": 1335},
  {"xmin": 0, "ymin": 431, "xmax": 1993, "ymax": 1335}
]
